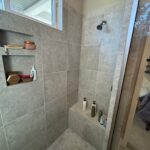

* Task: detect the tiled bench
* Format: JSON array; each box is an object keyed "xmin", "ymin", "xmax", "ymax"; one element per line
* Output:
[{"xmin": 69, "ymin": 102, "xmax": 106, "ymax": 150}]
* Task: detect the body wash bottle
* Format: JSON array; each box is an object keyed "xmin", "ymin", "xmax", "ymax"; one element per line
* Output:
[{"xmin": 91, "ymin": 101, "xmax": 96, "ymax": 117}]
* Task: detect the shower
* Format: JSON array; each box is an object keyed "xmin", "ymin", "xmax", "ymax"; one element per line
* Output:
[{"xmin": 97, "ymin": 20, "xmax": 107, "ymax": 30}]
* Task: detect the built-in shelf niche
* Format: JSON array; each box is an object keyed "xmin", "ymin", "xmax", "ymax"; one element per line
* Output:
[
  {"xmin": 2, "ymin": 55, "xmax": 35, "ymax": 86},
  {"xmin": 0, "ymin": 29, "xmax": 33, "ymax": 47}
]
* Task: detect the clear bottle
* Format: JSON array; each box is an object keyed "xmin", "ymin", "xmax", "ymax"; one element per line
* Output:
[
  {"xmin": 30, "ymin": 66, "xmax": 37, "ymax": 81},
  {"xmin": 98, "ymin": 110, "xmax": 103, "ymax": 122}
]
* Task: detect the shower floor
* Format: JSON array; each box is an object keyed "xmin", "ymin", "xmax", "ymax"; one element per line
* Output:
[{"xmin": 47, "ymin": 129, "xmax": 96, "ymax": 150}]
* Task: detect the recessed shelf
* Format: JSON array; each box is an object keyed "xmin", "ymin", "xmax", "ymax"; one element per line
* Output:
[
  {"xmin": 7, "ymin": 80, "xmax": 33, "ymax": 87},
  {"xmin": 0, "ymin": 47, "xmax": 36, "ymax": 56},
  {"xmin": 0, "ymin": 29, "xmax": 33, "ymax": 47},
  {"xmin": 2, "ymin": 55, "xmax": 36, "ymax": 87},
  {"xmin": 0, "ymin": 29, "xmax": 33, "ymax": 37}
]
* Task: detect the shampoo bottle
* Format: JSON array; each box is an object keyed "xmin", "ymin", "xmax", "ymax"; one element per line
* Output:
[{"xmin": 91, "ymin": 101, "xmax": 96, "ymax": 117}]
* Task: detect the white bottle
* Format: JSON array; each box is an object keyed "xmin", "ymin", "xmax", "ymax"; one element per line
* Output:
[
  {"xmin": 83, "ymin": 98, "xmax": 87, "ymax": 111},
  {"xmin": 30, "ymin": 66, "xmax": 37, "ymax": 81}
]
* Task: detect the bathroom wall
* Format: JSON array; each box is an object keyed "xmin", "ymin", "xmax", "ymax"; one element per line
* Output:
[
  {"xmin": 78, "ymin": 0, "xmax": 124, "ymax": 113},
  {"xmin": 0, "ymin": 1, "xmax": 82, "ymax": 150}
]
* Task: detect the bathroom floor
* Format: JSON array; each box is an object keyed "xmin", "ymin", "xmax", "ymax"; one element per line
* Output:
[
  {"xmin": 127, "ymin": 115, "xmax": 150, "ymax": 150},
  {"xmin": 47, "ymin": 129, "xmax": 96, "ymax": 150}
]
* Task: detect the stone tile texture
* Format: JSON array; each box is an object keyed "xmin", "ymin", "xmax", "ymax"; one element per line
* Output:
[
  {"xmin": 0, "ymin": 0, "xmax": 82, "ymax": 150},
  {"xmin": 48, "ymin": 129, "xmax": 96, "ymax": 150},
  {"xmin": 0, "ymin": 127, "xmax": 8, "ymax": 150}
]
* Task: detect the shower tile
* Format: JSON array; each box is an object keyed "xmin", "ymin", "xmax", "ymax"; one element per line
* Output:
[
  {"xmin": 47, "ymin": 116, "xmax": 68, "ymax": 146},
  {"xmin": 5, "ymin": 107, "xmax": 46, "ymax": 150},
  {"xmin": 45, "ymin": 96, "xmax": 68, "ymax": 146},
  {"xmin": 0, "ymin": 80, "xmax": 44, "ymax": 125},
  {"xmin": 67, "ymin": 7, "xmax": 82, "ymax": 45},
  {"xmin": 98, "ymin": 42, "xmax": 116, "ymax": 73},
  {"xmin": 65, "ymin": 0, "xmax": 83, "ymax": 15},
  {"xmin": 48, "ymin": 129, "xmax": 96, "ymax": 150},
  {"xmin": 0, "ymin": 11, "xmax": 10, "ymax": 30},
  {"xmin": 67, "ymin": 90, "xmax": 78, "ymax": 108},
  {"xmin": 68, "ymin": 44, "xmax": 81, "ymax": 70},
  {"xmin": 43, "ymin": 40, "xmax": 68, "ymax": 73},
  {"xmin": 45, "ymin": 96, "xmax": 68, "ymax": 128},
  {"xmin": 79, "ymin": 69, "xmax": 97, "ymax": 93},
  {"xmin": 44, "ymin": 72, "xmax": 67, "ymax": 103},
  {"xmin": 80, "ymin": 45, "xmax": 100, "ymax": 70},
  {"xmin": 67, "ymin": 70, "xmax": 79, "ymax": 93},
  {"xmin": 1, "ymin": 11, "xmax": 33, "ymax": 35},
  {"xmin": 22, "ymin": 130, "xmax": 47, "ymax": 150},
  {"xmin": 0, "ymin": 127, "xmax": 8, "ymax": 150}
]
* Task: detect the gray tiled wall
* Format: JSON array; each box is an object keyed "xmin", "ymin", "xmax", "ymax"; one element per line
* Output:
[
  {"xmin": 67, "ymin": 3, "xmax": 82, "ymax": 108},
  {"xmin": 0, "ymin": 1, "xmax": 82, "ymax": 150},
  {"xmin": 0, "ymin": 127, "xmax": 8, "ymax": 150},
  {"xmin": 78, "ymin": 2, "xmax": 123, "ymax": 113}
]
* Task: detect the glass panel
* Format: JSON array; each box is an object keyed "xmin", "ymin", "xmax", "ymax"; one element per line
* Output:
[
  {"xmin": 0, "ymin": 0, "xmax": 3, "ymax": 9},
  {"xmin": 6, "ymin": 0, "xmax": 53, "ymax": 26},
  {"xmin": 1, "ymin": 0, "xmax": 63, "ymax": 30}
]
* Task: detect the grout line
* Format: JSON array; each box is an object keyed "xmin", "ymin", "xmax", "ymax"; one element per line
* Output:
[
  {"xmin": 44, "ymin": 70, "xmax": 68, "ymax": 75},
  {"xmin": 41, "ymin": 37, "xmax": 51, "ymax": 149},
  {"xmin": 3, "ymin": 106, "xmax": 44, "ymax": 128}
]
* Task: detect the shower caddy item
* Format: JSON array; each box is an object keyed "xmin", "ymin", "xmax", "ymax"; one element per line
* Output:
[
  {"xmin": 91, "ymin": 101, "xmax": 96, "ymax": 117},
  {"xmin": 98, "ymin": 110, "xmax": 103, "ymax": 122},
  {"xmin": 83, "ymin": 97, "xmax": 87, "ymax": 111},
  {"xmin": 24, "ymin": 40, "xmax": 36, "ymax": 50},
  {"xmin": 30, "ymin": 66, "xmax": 37, "ymax": 81}
]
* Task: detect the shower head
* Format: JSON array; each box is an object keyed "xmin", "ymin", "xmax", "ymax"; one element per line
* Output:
[{"xmin": 97, "ymin": 21, "xmax": 107, "ymax": 30}]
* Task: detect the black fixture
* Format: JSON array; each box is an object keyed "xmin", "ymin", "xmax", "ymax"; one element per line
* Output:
[{"xmin": 97, "ymin": 20, "xmax": 107, "ymax": 30}]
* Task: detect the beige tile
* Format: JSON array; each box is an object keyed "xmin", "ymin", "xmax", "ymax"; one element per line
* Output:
[
  {"xmin": 67, "ymin": 70, "xmax": 79, "ymax": 93},
  {"xmin": 48, "ymin": 129, "xmax": 96, "ymax": 150},
  {"xmin": 80, "ymin": 45, "xmax": 100, "ymax": 70},
  {"xmin": 43, "ymin": 40, "xmax": 68, "ymax": 73},
  {"xmin": 67, "ymin": 90, "xmax": 78, "ymax": 108},
  {"xmin": 68, "ymin": 44, "xmax": 81, "ymax": 70},
  {"xmin": 5, "ymin": 107, "xmax": 46, "ymax": 150},
  {"xmin": 44, "ymin": 72, "xmax": 67, "ymax": 103},
  {"xmin": 79, "ymin": 69, "xmax": 97, "ymax": 93},
  {"xmin": 0, "ymin": 80, "xmax": 44, "ymax": 125},
  {"xmin": 45, "ymin": 96, "xmax": 68, "ymax": 128}
]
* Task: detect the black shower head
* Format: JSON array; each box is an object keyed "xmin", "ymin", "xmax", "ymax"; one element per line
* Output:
[{"xmin": 97, "ymin": 20, "xmax": 107, "ymax": 30}]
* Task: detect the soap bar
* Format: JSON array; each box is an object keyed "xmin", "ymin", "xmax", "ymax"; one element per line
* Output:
[{"xmin": 7, "ymin": 74, "xmax": 20, "ymax": 85}]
